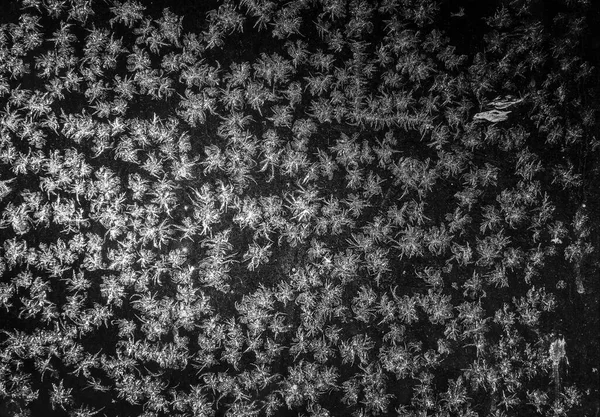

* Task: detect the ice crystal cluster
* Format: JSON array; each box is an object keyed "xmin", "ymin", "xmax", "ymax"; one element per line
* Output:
[{"xmin": 0, "ymin": 0, "xmax": 598, "ymax": 416}]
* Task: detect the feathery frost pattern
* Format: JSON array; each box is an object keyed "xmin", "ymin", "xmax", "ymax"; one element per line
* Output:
[{"xmin": 0, "ymin": 0, "xmax": 598, "ymax": 416}]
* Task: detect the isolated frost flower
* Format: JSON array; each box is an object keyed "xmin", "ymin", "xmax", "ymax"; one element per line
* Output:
[
  {"xmin": 243, "ymin": 241, "xmax": 272, "ymax": 271},
  {"xmin": 49, "ymin": 380, "xmax": 74, "ymax": 410}
]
